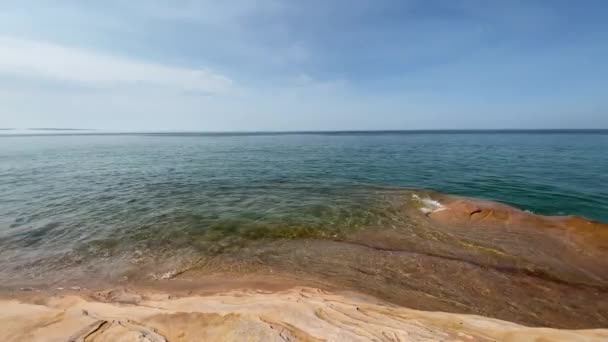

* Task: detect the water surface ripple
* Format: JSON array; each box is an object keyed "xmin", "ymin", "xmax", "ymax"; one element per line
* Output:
[{"xmin": 0, "ymin": 132, "xmax": 607, "ymax": 289}]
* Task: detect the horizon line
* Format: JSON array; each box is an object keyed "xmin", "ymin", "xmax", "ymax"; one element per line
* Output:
[{"xmin": 1, "ymin": 128, "xmax": 607, "ymax": 137}]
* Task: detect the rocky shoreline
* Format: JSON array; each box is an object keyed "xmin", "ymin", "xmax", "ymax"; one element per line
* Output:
[{"xmin": 2, "ymin": 191, "xmax": 607, "ymax": 340}]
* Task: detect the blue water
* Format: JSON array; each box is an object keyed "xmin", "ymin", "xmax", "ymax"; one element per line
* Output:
[{"xmin": 0, "ymin": 131, "xmax": 607, "ymax": 285}]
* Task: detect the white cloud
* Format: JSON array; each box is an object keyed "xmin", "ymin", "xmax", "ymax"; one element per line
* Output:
[{"xmin": 0, "ymin": 36, "xmax": 232, "ymax": 93}]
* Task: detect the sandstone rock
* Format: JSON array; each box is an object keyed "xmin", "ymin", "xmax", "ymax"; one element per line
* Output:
[{"xmin": 1, "ymin": 287, "xmax": 607, "ymax": 341}]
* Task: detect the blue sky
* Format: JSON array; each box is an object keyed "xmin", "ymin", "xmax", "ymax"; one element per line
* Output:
[{"xmin": 0, "ymin": 0, "xmax": 607, "ymax": 130}]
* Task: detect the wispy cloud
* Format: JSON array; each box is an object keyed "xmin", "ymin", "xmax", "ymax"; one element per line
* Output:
[
  {"xmin": 0, "ymin": 1, "xmax": 606, "ymax": 130},
  {"xmin": 0, "ymin": 36, "xmax": 232, "ymax": 93}
]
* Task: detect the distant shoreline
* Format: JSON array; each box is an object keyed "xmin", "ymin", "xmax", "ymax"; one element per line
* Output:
[
  {"xmin": 0, "ymin": 128, "xmax": 94, "ymax": 131},
  {"xmin": 26, "ymin": 128, "xmax": 96, "ymax": 131}
]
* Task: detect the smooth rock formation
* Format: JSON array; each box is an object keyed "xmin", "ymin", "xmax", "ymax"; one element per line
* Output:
[
  {"xmin": 427, "ymin": 195, "xmax": 608, "ymax": 251},
  {"xmin": 1, "ymin": 287, "xmax": 607, "ymax": 342}
]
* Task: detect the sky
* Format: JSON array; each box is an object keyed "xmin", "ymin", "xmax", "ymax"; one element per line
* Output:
[{"xmin": 0, "ymin": 0, "xmax": 607, "ymax": 131}]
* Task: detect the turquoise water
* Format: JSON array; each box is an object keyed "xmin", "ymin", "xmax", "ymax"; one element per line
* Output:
[{"xmin": 0, "ymin": 131, "xmax": 607, "ymax": 286}]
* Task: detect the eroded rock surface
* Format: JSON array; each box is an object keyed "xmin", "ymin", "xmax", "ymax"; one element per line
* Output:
[{"xmin": 2, "ymin": 287, "xmax": 607, "ymax": 342}]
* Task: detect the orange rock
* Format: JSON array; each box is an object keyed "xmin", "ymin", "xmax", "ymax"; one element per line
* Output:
[{"xmin": 427, "ymin": 196, "xmax": 608, "ymax": 251}]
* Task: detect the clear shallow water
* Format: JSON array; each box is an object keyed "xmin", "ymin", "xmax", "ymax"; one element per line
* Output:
[{"xmin": 0, "ymin": 132, "xmax": 607, "ymax": 286}]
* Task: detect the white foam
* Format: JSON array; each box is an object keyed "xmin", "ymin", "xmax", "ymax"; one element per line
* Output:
[{"xmin": 412, "ymin": 194, "xmax": 445, "ymax": 214}]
